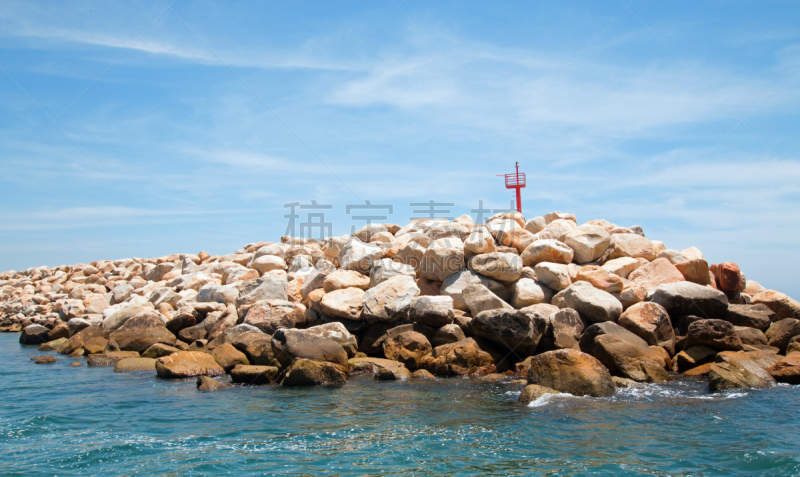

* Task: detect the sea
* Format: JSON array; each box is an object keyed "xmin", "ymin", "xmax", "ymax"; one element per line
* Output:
[{"xmin": 1, "ymin": 333, "xmax": 798, "ymax": 476}]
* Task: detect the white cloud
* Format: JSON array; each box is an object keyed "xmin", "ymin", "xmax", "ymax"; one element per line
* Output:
[
  {"xmin": 0, "ymin": 4, "xmax": 346, "ymax": 71},
  {"xmin": 1, "ymin": 3, "xmax": 799, "ymax": 296},
  {"xmin": 0, "ymin": 205, "xmax": 269, "ymax": 231}
]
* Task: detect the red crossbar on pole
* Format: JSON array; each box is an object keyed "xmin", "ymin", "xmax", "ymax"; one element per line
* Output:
[{"xmin": 497, "ymin": 162, "xmax": 525, "ymax": 213}]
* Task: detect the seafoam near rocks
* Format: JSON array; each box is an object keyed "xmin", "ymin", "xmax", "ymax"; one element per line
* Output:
[{"xmin": 3, "ymin": 211, "xmax": 799, "ymax": 397}]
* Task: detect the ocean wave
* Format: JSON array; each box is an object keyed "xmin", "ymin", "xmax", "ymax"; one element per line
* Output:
[
  {"xmin": 612, "ymin": 381, "xmax": 750, "ymax": 402},
  {"xmin": 527, "ymin": 392, "xmax": 578, "ymax": 408}
]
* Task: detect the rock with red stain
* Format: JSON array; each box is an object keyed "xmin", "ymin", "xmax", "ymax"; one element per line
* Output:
[{"xmin": 710, "ymin": 262, "xmax": 744, "ymax": 292}]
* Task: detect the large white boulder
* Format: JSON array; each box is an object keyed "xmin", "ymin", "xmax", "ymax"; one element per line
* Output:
[
  {"xmin": 362, "ymin": 275, "xmax": 420, "ymax": 323},
  {"xmin": 564, "ymin": 226, "xmax": 611, "ymax": 264},
  {"xmin": 467, "ymin": 252, "xmax": 522, "ymax": 282},
  {"xmin": 419, "ymin": 239, "xmax": 464, "ymax": 282},
  {"xmin": 339, "ymin": 240, "xmax": 382, "ymax": 274},
  {"xmin": 534, "ymin": 262, "xmax": 572, "ymax": 291},
  {"xmin": 563, "ymin": 282, "xmax": 623, "ymax": 323},
  {"xmin": 521, "ymin": 239, "xmax": 573, "ymax": 267}
]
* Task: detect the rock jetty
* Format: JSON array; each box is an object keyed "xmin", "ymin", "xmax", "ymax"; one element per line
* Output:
[{"xmin": 3, "ymin": 211, "xmax": 800, "ymax": 399}]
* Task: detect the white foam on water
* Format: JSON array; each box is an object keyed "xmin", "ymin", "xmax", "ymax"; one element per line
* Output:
[
  {"xmin": 614, "ymin": 382, "xmax": 751, "ymax": 402},
  {"xmin": 612, "ymin": 381, "xmax": 749, "ymax": 402},
  {"xmin": 723, "ymin": 392, "xmax": 748, "ymax": 399},
  {"xmin": 527, "ymin": 392, "xmax": 573, "ymax": 408}
]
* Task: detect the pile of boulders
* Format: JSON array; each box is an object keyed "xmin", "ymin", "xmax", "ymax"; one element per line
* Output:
[{"xmin": 3, "ymin": 211, "xmax": 800, "ymax": 400}]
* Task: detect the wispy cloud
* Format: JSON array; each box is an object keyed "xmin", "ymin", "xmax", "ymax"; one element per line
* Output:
[
  {"xmin": 0, "ymin": 205, "xmax": 271, "ymax": 231},
  {"xmin": 1, "ymin": 1, "xmax": 799, "ymax": 296},
  {"xmin": 0, "ymin": 4, "xmax": 346, "ymax": 71}
]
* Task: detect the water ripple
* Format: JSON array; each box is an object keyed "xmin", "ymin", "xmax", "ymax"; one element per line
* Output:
[{"xmin": 1, "ymin": 334, "xmax": 799, "ymax": 476}]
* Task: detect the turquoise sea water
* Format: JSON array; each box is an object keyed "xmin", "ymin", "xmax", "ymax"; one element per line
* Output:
[{"xmin": 1, "ymin": 334, "xmax": 799, "ymax": 476}]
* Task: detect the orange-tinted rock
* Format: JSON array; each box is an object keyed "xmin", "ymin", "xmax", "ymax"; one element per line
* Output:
[
  {"xmin": 752, "ymin": 291, "xmax": 800, "ymax": 321},
  {"xmin": 765, "ymin": 319, "xmax": 800, "ymax": 353},
  {"xmin": 280, "ymin": 358, "xmax": 347, "ymax": 386},
  {"xmin": 382, "ymin": 331, "xmax": 432, "ymax": 370},
  {"xmin": 711, "ymin": 262, "xmax": 744, "ymax": 292},
  {"xmin": 709, "ymin": 354, "xmax": 775, "ymax": 392},
  {"xmin": 108, "ymin": 313, "xmax": 176, "ymax": 353},
  {"xmin": 767, "ymin": 352, "xmax": 800, "ymax": 384},
  {"xmin": 683, "ymin": 362, "xmax": 713, "ymax": 376},
  {"xmin": 210, "ymin": 343, "xmax": 249, "ymax": 372},
  {"xmin": 156, "ymin": 351, "xmax": 225, "ymax": 378},
  {"xmin": 526, "ymin": 348, "xmax": 615, "ymax": 397},
  {"xmin": 419, "ymin": 338, "xmax": 494, "ymax": 376},
  {"xmin": 576, "ymin": 267, "xmax": 624, "ymax": 293},
  {"xmin": 618, "ymin": 302, "xmax": 675, "ymax": 355},
  {"xmin": 628, "ymin": 258, "xmax": 685, "ymax": 294}
]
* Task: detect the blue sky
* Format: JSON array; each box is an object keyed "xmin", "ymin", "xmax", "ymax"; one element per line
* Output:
[{"xmin": 1, "ymin": 1, "xmax": 799, "ymax": 297}]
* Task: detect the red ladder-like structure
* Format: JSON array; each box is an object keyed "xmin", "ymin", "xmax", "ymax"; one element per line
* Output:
[{"xmin": 498, "ymin": 161, "xmax": 526, "ymax": 213}]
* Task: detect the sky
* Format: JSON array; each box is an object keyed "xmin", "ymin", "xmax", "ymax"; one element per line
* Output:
[{"xmin": 1, "ymin": 1, "xmax": 799, "ymax": 297}]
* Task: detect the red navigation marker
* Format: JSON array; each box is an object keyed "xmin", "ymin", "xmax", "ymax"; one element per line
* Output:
[{"xmin": 497, "ymin": 161, "xmax": 526, "ymax": 213}]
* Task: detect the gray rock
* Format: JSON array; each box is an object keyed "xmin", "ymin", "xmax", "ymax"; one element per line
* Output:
[
  {"xmin": 299, "ymin": 266, "xmax": 333, "ymax": 300},
  {"xmin": 579, "ymin": 321, "xmax": 669, "ymax": 382},
  {"xmin": 647, "ymin": 282, "xmax": 729, "ymax": 319},
  {"xmin": 369, "ymin": 258, "xmax": 416, "ymax": 288},
  {"xmin": 112, "ymin": 284, "xmax": 135, "ymax": 303},
  {"xmin": 709, "ymin": 354, "xmax": 775, "ymax": 392},
  {"xmin": 300, "ymin": 322, "xmax": 358, "ymax": 358},
  {"xmin": 196, "ymin": 285, "xmax": 239, "ymax": 306},
  {"xmin": 66, "ymin": 318, "xmax": 91, "ymax": 336},
  {"xmin": 243, "ymin": 300, "xmax": 305, "ymax": 334},
  {"xmin": 546, "ymin": 308, "xmax": 585, "ymax": 350},
  {"xmin": 462, "ymin": 284, "xmax": 513, "ymax": 317},
  {"xmin": 20, "ymin": 324, "xmax": 50, "ymax": 345},
  {"xmin": 271, "ymin": 328, "xmax": 348, "ymax": 368},
  {"xmin": 471, "ymin": 309, "xmax": 547, "ymax": 359},
  {"xmin": 362, "ymin": 275, "xmax": 420, "ymax": 323},
  {"xmin": 408, "ymin": 295, "xmax": 455, "ymax": 327},
  {"xmin": 102, "ymin": 304, "xmax": 155, "ymax": 334},
  {"xmin": 563, "ymin": 282, "xmax": 622, "ymax": 323},
  {"xmin": 439, "ymin": 270, "xmax": 510, "ymax": 311},
  {"xmin": 236, "ymin": 276, "xmax": 288, "ymax": 307},
  {"xmin": 686, "ymin": 319, "xmax": 744, "ymax": 352},
  {"xmin": 725, "ymin": 304, "xmax": 774, "ymax": 330},
  {"xmin": 579, "ymin": 321, "xmax": 651, "ymax": 357},
  {"xmin": 431, "ymin": 323, "xmax": 466, "ymax": 347},
  {"xmin": 734, "ymin": 326, "xmax": 768, "ymax": 346}
]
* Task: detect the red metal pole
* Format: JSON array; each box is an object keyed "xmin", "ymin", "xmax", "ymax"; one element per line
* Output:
[{"xmin": 515, "ymin": 161, "xmax": 522, "ymax": 213}]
